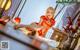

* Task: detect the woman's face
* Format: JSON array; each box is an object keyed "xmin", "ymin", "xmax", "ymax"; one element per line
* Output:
[{"xmin": 46, "ymin": 9, "xmax": 55, "ymax": 19}]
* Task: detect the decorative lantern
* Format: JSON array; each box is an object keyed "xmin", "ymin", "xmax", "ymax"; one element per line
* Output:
[
  {"xmin": 0, "ymin": 0, "xmax": 11, "ymax": 18},
  {"xmin": 0, "ymin": 0, "xmax": 12, "ymax": 11},
  {"xmin": 14, "ymin": 17, "xmax": 21, "ymax": 25}
]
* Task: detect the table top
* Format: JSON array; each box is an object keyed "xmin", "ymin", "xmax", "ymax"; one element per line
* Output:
[{"xmin": 0, "ymin": 21, "xmax": 41, "ymax": 50}]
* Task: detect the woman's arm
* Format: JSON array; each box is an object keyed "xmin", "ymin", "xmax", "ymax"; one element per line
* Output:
[
  {"xmin": 18, "ymin": 24, "xmax": 27, "ymax": 28},
  {"xmin": 14, "ymin": 24, "xmax": 27, "ymax": 29},
  {"xmin": 39, "ymin": 18, "xmax": 43, "ymax": 25},
  {"xmin": 39, "ymin": 15, "xmax": 46, "ymax": 25}
]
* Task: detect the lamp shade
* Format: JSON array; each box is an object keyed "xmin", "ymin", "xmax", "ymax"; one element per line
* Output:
[{"xmin": 0, "ymin": 0, "xmax": 11, "ymax": 11}]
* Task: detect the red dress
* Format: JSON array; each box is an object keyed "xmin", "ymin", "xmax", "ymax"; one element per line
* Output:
[
  {"xmin": 38, "ymin": 15, "xmax": 55, "ymax": 37},
  {"xmin": 32, "ymin": 15, "xmax": 55, "ymax": 48}
]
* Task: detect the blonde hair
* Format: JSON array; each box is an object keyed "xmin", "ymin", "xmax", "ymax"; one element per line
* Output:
[
  {"xmin": 47, "ymin": 7, "xmax": 55, "ymax": 12},
  {"xmin": 46, "ymin": 7, "xmax": 55, "ymax": 16}
]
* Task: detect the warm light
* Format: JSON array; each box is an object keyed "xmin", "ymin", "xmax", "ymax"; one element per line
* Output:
[
  {"xmin": 5, "ymin": 0, "xmax": 11, "ymax": 10},
  {"xmin": 0, "ymin": 0, "xmax": 3, "ymax": 6},
  {"xmin": 1, "ymin": 0, "xmax": 6, "ymax": 8},
  {"xmin": 55, "ymin": 35, "xmax": 58, "ymax": 39},
  {"xmin": 0, "ymin": 0, "xmax": 11, "ymax": 11},
  {"xmin": 14, "ymin": 17, "xmax": 21, "ymax": 24}
]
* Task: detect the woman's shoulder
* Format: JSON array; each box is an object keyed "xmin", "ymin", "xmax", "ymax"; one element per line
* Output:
[
  {"xmin": 40, "ymin": 15, "xmax": 47, "ymax": 20},
  {"xmin": 40, "ymin": 15, "xmax": 45, "ymax": 18}
]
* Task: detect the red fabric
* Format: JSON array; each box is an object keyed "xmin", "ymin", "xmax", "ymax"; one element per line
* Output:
[
  {"xmin": 0, "ymin": 19, "xmax": 6, "ymax": 25},
  {"xmin": 38, "ymin": 15, "xmax": 55, "ymax": 36},
  {"xmin": 38, "ymin": 29, "xmax": 42, "ymax": 36},
  {"xmin": 41, "ymin": 16, "xmax": 48, "ymax": 21},
  {"xmin": 40, "ymin": 15, "xmax": 55, "ymax": 27}
]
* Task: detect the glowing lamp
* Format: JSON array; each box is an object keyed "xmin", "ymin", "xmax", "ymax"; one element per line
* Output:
[
  {"xmin": 0, "ymin": 0, "xmax": 11, "ymax": 11},
  {"xmin": 14, "ymin": 17, "xmax": 21, "ymax": 24}
]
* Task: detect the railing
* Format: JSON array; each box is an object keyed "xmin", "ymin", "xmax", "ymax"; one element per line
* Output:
[
  {"xmin": 54, "ymin": 4, "xmax": 65, "ymax": 19},
  {"xmin": 11, "ymin": 0, "xmax": 27, "ymax": 19}
]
